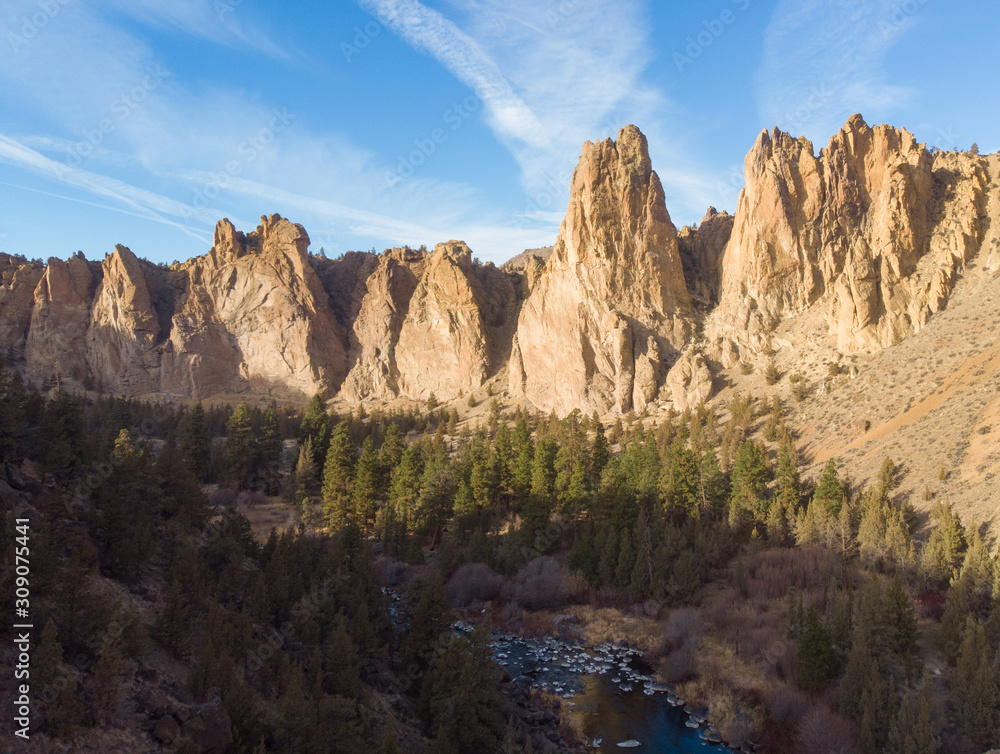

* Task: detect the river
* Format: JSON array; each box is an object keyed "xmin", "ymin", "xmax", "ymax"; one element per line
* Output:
[{"xmin": 485, "ymin": 629, "xmax": 732, "ymax": 752}]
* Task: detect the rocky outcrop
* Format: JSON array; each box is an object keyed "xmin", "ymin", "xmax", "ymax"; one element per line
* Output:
[
  {"xmin": 0, "ymin": 254, "xmax": 43, "ymax": 355},
  {"xmin": 663, "ymin": 349, "xmax": 713, "ymax": 413},
  {"xmin": 339, "ymin": 248, "xmax": 424, "ymax": 401},
  {"xmin": 25, "ymin": 254, "xmax": 96, "ymax": 385},
  {"xmin": 160, "ymin": 215, "xmax": 348, "ymax": 399},
  {"xmin": 511, "ymin": 125, "xmax": 693, "ymax": 416},
  {"xmin": 708, "ymin": 114, "xmax": 1000, "ymax": 359},
  {"xmin": 86, "ymin": 245, "xmax": 163, "ymax": 394},
  {"xmin": 395, "ymin": 241, "xmax": 495, "ymax": 402},
  {"xmin": 2, "ymin": 118, "xmax": 995, "ymax": 416},
  {"xmin": 677, "ymin": 207, "xmax": 733, "ymax": 307}
]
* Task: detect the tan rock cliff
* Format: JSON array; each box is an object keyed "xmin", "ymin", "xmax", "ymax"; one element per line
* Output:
[
  {"xmin": 708, "ymin": 114, "xmax": 1000, "ymax": 361},
  {"xmin": 511, "ymin": 125, "xmax": 693, "ymax": 416}
]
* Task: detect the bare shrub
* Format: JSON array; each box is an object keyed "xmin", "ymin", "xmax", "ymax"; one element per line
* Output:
[
  {"xmin": 660, "ymin": 608, "xmax": 704, "ymax": 682},
  {"xmin": 447, "ymin": 562, "xmax": 502, "ymax": 607},
  {"xmin": 662, "ymin": 641, "xmax": 698, "ymax": 682},
  {"xmin": 707, "ymin": 590, "xmax": 736, "ymax": 630},
  {"xmin": 767, "ymin": 686, "xmax": 810, "ymax": 729},
  {"xmin": 564, "ymin": 571, "xmax": 591, "ymax": 604},
  {"xmin": 795, "ymin": 706, "xmax": 858, "ymax": 753},
  {"xmin": 377, "ymin": 559, "xmax": 409, "ymax": 587},
  {"xmin": 500, "ymin": 600, "xmax": 521, "ymax": 624},
  {"xmin": 237, "ymin": 490, "xmax": 268, "ymax": 506},
  {"xmin": 736, "ymin": 625, "xmax": 784, "ymax": 666},
  {"xmin": 208, "ymin": 488, "xmax": 239, "ymax": 508},
  {"xmin": 664, "ymin": 608, "xmax": 703, "ymax": 646},
  {"xmin": 515, "ymin": 557, "xmax": 567, "ymax": 610},
  {"xmin": 744, "ymin": 546, "xmax": 837, "ymax": 600}
]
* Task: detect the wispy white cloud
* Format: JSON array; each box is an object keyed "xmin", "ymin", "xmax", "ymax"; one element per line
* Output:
[
  {"xmin": 218, "ymin": 175, "xmax": 555, "ymax": 260},
  {"xmin": 359, "ymin": 0, "xmax": 684, "ymax": 242},
  {"xmin": 87, "ymin": 0, "xmax": 291, "ymax": 60},
  {"xmin": 0, "ymin": 133, "xmax": 214, "ymax": 242},
  {"xmin": 357, "ymin": 0, "xmax": 548, "ymax": 148},
  {"xmin": 755, "ymin": 0, "xmax": 916, "ymax": 141}
]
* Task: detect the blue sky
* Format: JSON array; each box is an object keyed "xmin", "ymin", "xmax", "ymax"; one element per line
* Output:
[{"xmin": 0, "ymin": 0, "xmax": 996, "ymax": 266}]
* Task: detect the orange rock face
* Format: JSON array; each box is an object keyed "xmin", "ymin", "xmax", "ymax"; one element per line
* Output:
[
  {"xmin": 510, "ymin": 125, "xmax": 693, "ymax": 416},
  {"xmin": 708, "ymin": 114, "xmax": 1000, "ymax": 360}
]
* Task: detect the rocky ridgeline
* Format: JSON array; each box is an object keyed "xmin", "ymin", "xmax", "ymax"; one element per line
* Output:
[{"xmin": 0, "ymin": 116, "xmax": 997, "ymax": 413}]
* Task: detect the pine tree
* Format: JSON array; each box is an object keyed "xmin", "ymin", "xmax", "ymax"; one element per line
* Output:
[
  {"xmin": 773, "ymin": 439, "xmax": 800, "ymax": 516},
  {"xmin": 797, "ymin": 605, "xmax": 836, "ymax": 691},
  {"xmin": 299, "ymin": 394, "xmax": 330, "ymax": 465},
  {"xmin": 379, "ymin": 422, "xmax": 405, "ymax": 484},
  {"xmin": 380, "ymin": 713, "xmax": 401, "ymax": 754},
  {"xmin": 730, "ymin": 440, "xmax": 769, "ymax": 527},
  {"xmin": 661, "ymin": 441, "xmax": 700, "ymax": 518},
  {"xmin": 511, "ymin": 419, "xmax": 534, "ymax": 510},
  {"xmin": 181, "ymin": 401, "xmax": 211, "ymax": 482},
  {"xmin": 590, "ymin": 421, "xmax": 610, "ymax": 486},
  {"xmin": 352, "ymin": 436, "xmax": 381, "ymax": 532},
  {"xmin": 387, "ymin": 446, "xmax": 423, "ymax": 540},
  {"xmin": 667, "ymin": 549, "xmax": 701, "ymax": 603},
  {"xmin": 492, "ymin": 421, "xmax": 515, "ymax": 504},
  {"xmin": 259, "ymin": 403, "xmax": 284, "ymax": 494},
  {"xmin": 813, "ymin": 458, "xmax": 845, "ymax": 515},
  {"xmin": 322, "ymin": 421, "xmax": 356, "ymax": 530},
  {"xmin": 615, "ymin": 528, "xmax": 634, "ymax": 592},
  {"xmin": 886, "ymin": 573, "xmax": 917, "ymax": 657},
  {"xmin": 416, "ymin": 448, "xmax": 454, "ymax": 549},
  {"xmin": 323, "ymin": 614, "xmax": 361, "ymax": 698},
  {"xmin": 154, "ymin": 579, "xmax": 190, "ymax": 655},
  {"xmin": 597, "ymin": 527, "xmax": 619, "ymax": 588},
  {"xmin": 960, "ymin": 629, "xmax": 999, "ymax": 747},
  {"xmin": 530, "ymin": 437, "xmax": 557, "ymax": 503},
  {"xmin": 629, "ymin": 509, "xmax": 653, "ymax": 600},
  {"xmin": 699, "ymin": 446, "xmax": 727, "ymax": 520},
  {"xmin": 421, "ymin": 621, "xmax": 505, "ymax": 752},
  {"xmin": 224, "ymin": 402, "xmax": 257, "ymax": 489},
  {"xmin": 38, "ymin": 389, "xmax": 86, "ymax": 482},
  {"xmin": 90, "ymin": 620, "xmax": 133, "ymax": 724},
  {"xmin": 403, "ymin": 571, "xmax": 451, "ymax": 690},
  {"xmin": 292, "ymin": 437, "xmax": 319, "ymax": 497}
]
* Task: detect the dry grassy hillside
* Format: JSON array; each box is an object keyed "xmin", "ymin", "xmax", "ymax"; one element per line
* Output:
[{"xmin": 714, "ymin": 261, "xmax": 1000, "ymax": 541}]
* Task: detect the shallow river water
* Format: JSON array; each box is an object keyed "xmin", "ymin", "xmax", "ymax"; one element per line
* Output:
[{"xmin": 481, "ymin": 628, "xmax": 732, "ymax": 752}]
